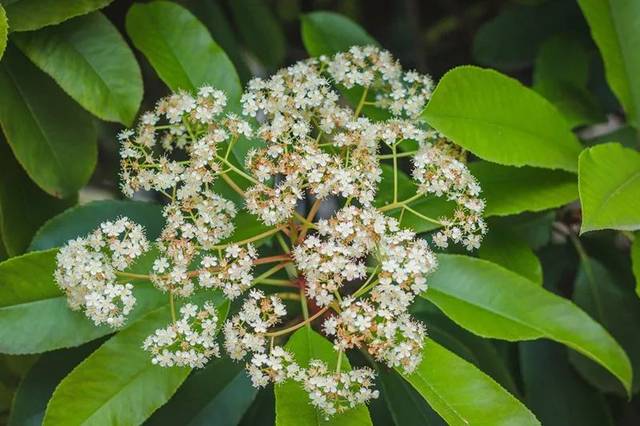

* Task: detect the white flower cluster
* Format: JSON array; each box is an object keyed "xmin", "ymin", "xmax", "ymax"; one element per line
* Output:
[
  {"xmin": 54, "ymin": 218, "xmax": 149, "ymax": 327},
  {"xmin": 223, "ymin": 290, "xmax": 378, "ymax": 417},
  {"xmin": 143, "ymin": 302, "xmax": 220, "ymax": 368},
  {"xmin": 412, "ymin": 138, "xmax": 487, "ymax": 250},
  {"xmin": 198, "ymin": 245, "xmax": 257, "ymax": 299}
]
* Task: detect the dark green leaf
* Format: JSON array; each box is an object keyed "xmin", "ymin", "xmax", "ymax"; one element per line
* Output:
[
  {"xmin": 578, "ymin": 0, "xmax": 640, "ymax": 127},
  {"xmin": 398, "ymin": 340, "xmax": 539, "ymax": 425},
  {"xmin": 423, "ymin": 66, "xmax": 582, "ymax": 172},
  {"xmin": 478, "ymin": 228, "xmax": 543, "ymax": 284},
  {"xmin": 275, "ymin": 327, "xmax": 372, "ymax": 426},
  {"xmin": 579, "ymin": 143, "xmax": 640, "ymax": 233},
  {"xmin": 8, "ymin": 342, "xmax": 101, "ymax": 426},
  {"xmin": 147, "ymin": 357, "xmax": 257, "ymax": 425},
  {"xmin": 569, "ymin": 257, "xmax": 640, "ymax": 395},
  {"xmin": 125, "ymin": 1, "xmax": 241, "ymax": 107},
  {"xmin": 633, "ymin": 234, "xmax": 640, "ymax": 297},
  {"xmin": 584, "ymin": 125, "xmax": 638, "ymax": 149},
  {"xmin": 0, "ymin": 45, "xmax": 97, "ymax": 198},
  {"xmin": 520, "ymin": 340, "xmax": 613, "ymax": 426},
  {"xmin": 301, "ymin": 11, "xmax": 377, "ymax": 58},
  {"xmin": 239, "ymin": 386, "xmax": 275, "ymax": 426},
  {"xmin": 29, "ymin": 200, "xmax": 164, "ymax": 252},
  {"xmin": 2, "ymin": 0, "xmax": 112, "ymax": 32},
  {"xmin": 228, "ymin": 0, "xmax": 286, "ymax": 68},
  {"xmin": 0, "ymin": 249, "xmax": 166, "ymax": 354},
  {"xmin": 422, "ymin": 254, "xmax": 632, "ymax": 394},
  {"xmin": 0, "ymin": 140, "xmax": 75, "ymax": 256},
  {"xmin": 13, "ymin": 12, "xmax": 143, "ymax": 125}
]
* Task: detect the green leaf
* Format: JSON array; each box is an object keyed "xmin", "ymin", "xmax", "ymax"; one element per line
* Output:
[
  {"xmin": 228, "ymin": 0, "xmax": 286, "ymax": 68},
  {"xmin": 578, "ymin": 143, "xmax": 640, "ymax": 233},
  {"xmin": 633, "ymin": 234, "xmax": 640, "ymax": 298},
  {"xmin": 584, "ymin": 124, "xmax": 638, "ymax": 149},
  {"xmin": 275, "ymin": 327, "xmax": 372, "ymax": 426},
  {"xmin": 423, "ymin": 66, "xmax": 583, "ymax": 172},
  {"xmin": 520, "ymin": 340, "xmax": 613, "ymax": 426},
  {"xmin": 2, "ymin": 0, "xmax": 112, "ymax": 32},
  {"xmin": 422, "ymin": 254, "xmax": 632, "ymax": 394},
  {"xmin": 0, "ymin": 5, "xmax": 7, "ymax": 59},
  {"xmin": 0, "ymin": 45, "xmax": 97, "ymax": 198},
  {"xmin": 376, "ymin": 368, "xmax": 444, "ymax": 426},
  {"xmin": 125, "ymin": 1, "xmax": 241, "ymax": 107},
  {"xmin": 301, "ymin": 11, "xmax": 377, "ymax": 58},
  {"xmin": 8, "ymin": 342, "xmax": 101, "ymax": 426},
  {"xmin": 569, "ymin": 257, "xmax": 640, "ymax": 395},
  {"xmin": 0, "ymin": 249, "xmax": 166, "ymax": 354},
  {"xmin": 0, "ymin": 140, "xmax": 75, "ymax": 256},
  {"xmin": 577, "ymin": 0, "xmax": 640, "ymax": 127},
  {"xmin": 470, "ymin": 161, "xmax": 578, "ymax": 217},
  {"xmin": 42, "ymin": 302, "xmax": 212, "ymax": 426},
  {"xmin": 29, "ymin": 200, "xmax": 164, "ymax": 252},
  {"xmin": 13, "ymin": 12, "xmax": 143, "ymax": 125},
  {"xmin": 398, "ymin": 340, "xmax": 539, "ymax": 425},
  {"xmin": 147, "ymin": 357, "xmax": 257, "ymax": 425},
  {"xmin": 533, "ymin": 36, "xmax": 605, "ymax": 128},
  {"xmin": 478, "ymin": 228, "xmax": 543, "ymax": 284},
  {"xmin": 239, "ymin": 387, "xmax": 275, "ymax": 426}
]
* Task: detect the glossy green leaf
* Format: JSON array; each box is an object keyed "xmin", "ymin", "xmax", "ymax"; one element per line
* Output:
[
  {"xmin": 520, "ymin": 340, "xmax": 613, "ymax": 426},
  {"xmin": 470, "ymin": 161, "xmax": 578, "ymax": 217},
  {"xmin": 632, "ymin": 234, "xmax": 640, "ymax": 297},
  {"xmin": 126, "ymin": 1, "xmax": 241, "ymax": 107},
  {"xmin": 0, "ymin": 5, "xmax": 7, "ymax": 59},
  {"xmin": 423, "ymin": 66, "xmax": 583, "ymax": 172},
  {"xmin": 229, "ymin": 0, "xmax": 286, "ymax": 68},
  {"xmin": 0, "ymin": 249, "xmax": 165, "ymax": 354},
  {"xmin": 399, "ymin": 340, "xmax": 539, "ymax": 425},
  {"xmin": 147, "ymin": 357, "xmax": 257, "ymax": 425},
  {"xmin": 0, "ymin": 140, "xmax": 75, "ymax": 256},
  {"xmin": 478, "ymin": 228, "xmax": 543, "ymax": 284},
  {"xmin": 239, "ymin": 387, "xmax": 275, "ymax": 426},
  {"xmin": 2, "ymin": 0, "xmax": 112, "ymax": 32},
  {"xmin": 43, "ymin": 305, "xmax": 199, "ymax": 426},
  {"xmin": 0, "ymin": 45, "xmax": 97, "ymax": 198},
  {"xmin": 533, "ymin": 36, "xmax": 604, "ymax": 128},
  {"xmin": 579, "ymin": 143, "xmax": 640, "ymax": 232},
  {"xmin": 275, "ymin": 327, "xmax": 372, "ymax": 426},
  {"xmin": 301, "ymin": 11, "xmax": 377, "ymax": 58},
  {"xmin": 8, "ymin": 343, "xmax": 101, "ymax": 426},
  {"xmin": 422, "ymin": 254, "xmax": 632, "ymax": 393},
  {"xmin": 376, "ymin": 368, "xmax": 444, "ymax": 426},
  {"xmin": 578, "ymin": 0, "xmax": 640, "ymax": 127},
  {"xmin": 13, "ymin": 12, "xmax": 143, "ymax": 125},
  {"xmin": 569, "ymin": 257, "xmax": 640, "ymax": 395},
  {"xmin": 29, "ymin": 200, "xmax": 164, "ymax": 252}
]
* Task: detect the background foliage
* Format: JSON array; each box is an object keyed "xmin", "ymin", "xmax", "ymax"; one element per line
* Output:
[{"xmin": 0, "ymin": 0, "xmax": 639, "ymax": 425}]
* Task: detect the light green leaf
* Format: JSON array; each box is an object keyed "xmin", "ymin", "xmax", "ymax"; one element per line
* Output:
[
  {"xmin": 301, "ymin": 11, "xmax": 377, "ymax": 58},
  {"xmin": 0, "ymin": 5, "xmax": 7, "ymax": 59},
  {"xmin": 533, "ymin": 35, "xmax": 604, "ymax": 128},
  {"xmin": 125, "ymin": 1, "xmax": 241, "ymax": 107},
  {"xmin": 478, "ymin": 229, "xmax": 542, "ymax": 284},
  {"xmin": 228, "ymin": 0, "xmax": 286, "ymax": 68},
  {"xmin": 0, "ymin": 249, "xmax": 165, "ymax": 354},
  {"xmin": 0, "ymin": 140, "xmax": 75, "ymax": 256},
  {"xmin": 147, "ymin": 357, "xmax": 257, "ymax": 425},
  {"xmin": 423, "ymin": 66, "xmax": 583, "ymax": 172},
  {"xmin": 275, "ymin": 327, "xmax": 372, "ymax": 426},
  {"xmin": 579, "ymin": 143, "xmax": 640, "ymax": 233},
  {"xmin": 29, "ymin": 200, "xmax": 164, "ymax": 252},
  {"xmin": 8, "ymin": 343, "xmax": 101, "ymax": 426},
  {"xmin": 577, "ymin": 0, "xmax": 640, "ymax": 127},
  {"xmin": 0, "ymin": 45, "xmax": 97, "ymax": 198},
  {"xmin": 633, "ymin": 234, "xmax": 640, "ymax": 298},
  {"xmin": 399, "ymin": 340, "xmax": 539, "ymax": 425},
  {"xmin": 422, "ymin": 254, "xmax": 632, "ymax": 394},
  {"xmin": 520, "ymin": 340, "xmax": 613, "ymax": 426},
  {"xmin": 470, "ymin": 161, "xmax": 578, "ymax": 216},
  {"xmin": 569, "ymin": 257, "xmax": 640, "ymax": 395},
  {"xmin": 2, "ymin": 0, "xmax": 112, "ymax": 32},
  {"xmin": 13, "ymin": 12, "xmax": 143, "ymax": 125}
]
